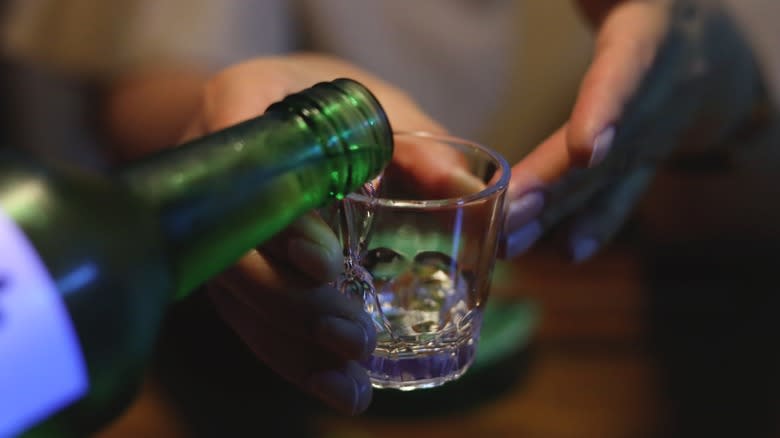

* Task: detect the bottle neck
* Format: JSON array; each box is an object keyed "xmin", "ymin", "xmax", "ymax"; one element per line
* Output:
[{"xmin": 120, "ymin": 79, "xmax": 393, "ymax": 300}]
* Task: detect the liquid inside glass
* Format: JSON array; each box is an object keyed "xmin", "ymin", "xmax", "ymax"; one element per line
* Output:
[{"xmin": 335, "ymin": 180, "xmax": 479, "ymax": 390}]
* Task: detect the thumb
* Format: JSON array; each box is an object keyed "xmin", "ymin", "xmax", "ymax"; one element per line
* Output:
[{"xmin": 261, "ymin": 211, "xmax": 344, "ymax": 283}]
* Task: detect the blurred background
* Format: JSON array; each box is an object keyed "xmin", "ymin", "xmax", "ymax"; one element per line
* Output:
[{"xmin": 1, "ymin": 0, "xmax": 779, "ymax": 437}]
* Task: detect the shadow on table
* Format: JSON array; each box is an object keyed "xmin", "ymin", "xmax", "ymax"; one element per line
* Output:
[{"xmin": 643, "ymin": 239, "xmax": 780, "ymax": 438}]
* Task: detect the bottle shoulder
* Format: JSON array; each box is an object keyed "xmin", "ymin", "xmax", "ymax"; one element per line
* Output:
[{"xmin": 0, "ymin": 153, "xmax": 166, "ymax": 270}]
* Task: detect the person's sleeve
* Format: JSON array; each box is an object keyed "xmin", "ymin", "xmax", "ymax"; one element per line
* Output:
[
  {"xmin": 718, "ymin": 0, "xmax": 780, "ymax": 170},
  {"xmin": 722, "ymin": 0, "xmax": 780, "ymax": 107},
  {"xmin": 0, "ymin": 0, "xmax": 295, "ymax": 77}
]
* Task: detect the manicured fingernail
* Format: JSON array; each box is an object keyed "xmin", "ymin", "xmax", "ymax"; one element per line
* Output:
[
  {"xmin": 348, "ymin": 361, "xmax": 373, "ymax": 414},
  {"xmin": 315, "ymin": 316, "xmax": 371, "ymax": 360},
  {"xmin": 505, "ymin": 191, "xmax": 545, "ymax": 232},
  {"xmin": 505, "ymin": 220, "xmax": 542, "ymax": 258},
  {"xmin": 308, "ymin": 369, "xmax": 360, "ymax": 415},
  {"xmin": 289, "ymin": 238, "xmax": 342, "ymax": 282},
  {"xmin": 589, "ymin": 126, "xmax": 615, "ymax": 167},
  {"xmin": 571, "ymin": 237, "xmax": 599, "ymax": 263}
]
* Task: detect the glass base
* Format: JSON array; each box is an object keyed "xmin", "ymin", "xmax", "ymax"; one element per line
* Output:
[
  {"xmin": 363, "ymin": 338, "xmax": 477, "ymax": 391},
  {"xmin": 368, "ymin": 365, "xmax": 473, "ymax": 391},
  {"xmin": 361, "ymin": 299, "xmax": 539, "ymax": 418}
]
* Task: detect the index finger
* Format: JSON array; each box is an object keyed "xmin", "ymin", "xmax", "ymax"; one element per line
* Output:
[
  {"xmin": 508, "ymin": 124, "xmax": 573, "ymax": 198},
  {"xmin": 567, "ymin": 0, "xmax": 670, "ymax": 166}
]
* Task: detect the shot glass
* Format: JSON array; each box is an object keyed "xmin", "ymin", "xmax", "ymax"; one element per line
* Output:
[{"xmin": 326, "ymin": 132, "xmax": 510, "ymax": 391}]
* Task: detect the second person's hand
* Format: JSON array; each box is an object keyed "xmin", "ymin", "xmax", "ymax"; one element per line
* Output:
[{"xmin": 500, "ymin": 0, "xmax": 769, "ymax": 261}]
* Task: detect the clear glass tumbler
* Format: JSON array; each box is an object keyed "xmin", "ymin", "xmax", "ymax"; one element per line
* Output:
[{"xmin": 326, "ymin": 132, "xmax": 510, "ymax": 391}]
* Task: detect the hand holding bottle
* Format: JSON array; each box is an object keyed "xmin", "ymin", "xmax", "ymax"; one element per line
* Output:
[{"xmin": 179, "ymin": 54, "xmax": 469, "ymax": 415}]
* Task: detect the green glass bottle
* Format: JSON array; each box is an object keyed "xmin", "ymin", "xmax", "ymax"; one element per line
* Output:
[{"xmin": 0, "ymin": 78, "xmax": 393, "ymax": 438}]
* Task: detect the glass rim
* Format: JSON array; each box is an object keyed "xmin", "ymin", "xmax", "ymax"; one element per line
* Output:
[{"xmin": 347, "ymin": 131, "xmax": 511, "ymax": 208}]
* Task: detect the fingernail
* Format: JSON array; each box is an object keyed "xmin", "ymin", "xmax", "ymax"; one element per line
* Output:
[
  {"xmin": 308, "ymin": 368, "xmax": 361, "ymax": 415},
  {"xmin": 505, "ymin": 220, "xmax": 542, "ymax": 258},
  {"xmin": 288, "ymin": 238, "xmax": 342, "ymax": 282},
  {"xmin": 589, "ymin": 126, "xmax": 615, "ymax": 167},
  {"xmin": 571, "ymin": 237, "xmax": 599, "ymax": 263},
  {"xmin": 505, "ymin": 191, "xmax": 545, "ymax": 232},
  {"xmin": 315, "ymin": 316, "xmax": 372, "ymax": 360},
  {"xmin": 347, "ymin": 361, "xmax": 373, "ymax": 413}
]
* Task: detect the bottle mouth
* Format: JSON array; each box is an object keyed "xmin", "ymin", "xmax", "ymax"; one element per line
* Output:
[
  {"xmin": 267, "ymin": 78, "xmax": 395, "ymax": 191},
  {"xmin": 347, "ymin": 131, "xmax": 511, "ymax": 209},
  {"xmin": 327, "ymin": 78, "xmax": 394, "ymax": 163}
]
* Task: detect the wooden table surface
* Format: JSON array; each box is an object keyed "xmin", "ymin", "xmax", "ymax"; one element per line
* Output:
[
  {"xmin": 95, "ymin": 244, "xmax": 668, "ymax": 438},
  {"xmin": 311, "ymin": 246, "xmax": 666, "ymax": 438}
]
